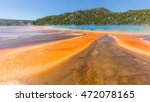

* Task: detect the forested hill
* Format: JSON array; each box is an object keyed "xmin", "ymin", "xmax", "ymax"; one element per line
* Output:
[
  {"xmin": 33, "ymin": 8, "xmax": 150, "ymax": 25},
  {"xmin": 0, "ymin": 19, "xmax": 33, "ymax": 26}
]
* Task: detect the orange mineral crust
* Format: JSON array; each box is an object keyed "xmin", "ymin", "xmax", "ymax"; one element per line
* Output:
[
  {"xmin": 114, "ymin": 34, "xmax": 150, "ymax": 56},
  {"xmin": 0, "ymin": 31, "xmax": 103, "ymax": 84}
]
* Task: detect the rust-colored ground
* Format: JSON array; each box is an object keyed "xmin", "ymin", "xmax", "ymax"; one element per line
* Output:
[
  {"xmin": 114, "ymin": 34, "xmax": 150, "ymax": 56},
  {"xmin": 0, "ymin": 28, "xmax": 150, "ymax": 84},
  {"xmin": 0, "ymin": 30, "xmax": 102, "ymax": 84}
]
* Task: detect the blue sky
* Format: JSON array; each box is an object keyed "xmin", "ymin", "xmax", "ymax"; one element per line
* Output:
[{"xmin": 0, "ymin": 0, "xmax": 150, "ymax": 20}]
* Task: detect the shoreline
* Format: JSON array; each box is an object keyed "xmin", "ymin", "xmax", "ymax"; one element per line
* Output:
[{"xmin": 0, "ymin": 27, "xmax": 150, "ymax": 84}]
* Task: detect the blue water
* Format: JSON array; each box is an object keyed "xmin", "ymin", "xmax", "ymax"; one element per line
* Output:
[
  {"xmin": 0, "ymin": 25, "xmax": 149, "ymax": 40},
  {"xmin": 51, "ymin": 25, "xmax": 150, "ymax": 33}
]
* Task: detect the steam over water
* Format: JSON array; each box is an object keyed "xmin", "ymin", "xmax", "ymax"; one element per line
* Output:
[
  {"xmin": 0, "ymin": 25, "xmax": 150, "ymax": 49},
  {"xmin": 0, "ymin": 26, "xmax": 79, "ymax": 49},
  {"xmin": 52, "ymin": 25, "xmax": 150, "ymax": 33}
]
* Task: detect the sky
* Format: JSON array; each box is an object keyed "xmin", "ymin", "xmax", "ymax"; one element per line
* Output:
[{"xmin": 0, "ymin": 0, "xmax": 150, "ymax": 20}]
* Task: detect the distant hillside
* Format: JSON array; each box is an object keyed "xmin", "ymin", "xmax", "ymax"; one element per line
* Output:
[
  {"xmin": 0, "ymin": 19, "xmax": 33, "ymax": 26},
  {"xmin": 33, "ymin": 8, "xmax": 150, "ymax": 25}
]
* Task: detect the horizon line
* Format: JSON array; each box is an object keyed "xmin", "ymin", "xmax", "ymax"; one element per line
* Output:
[{"xmin": 1, "ymin": 7, "xmax": 150, "ymax": 20}]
